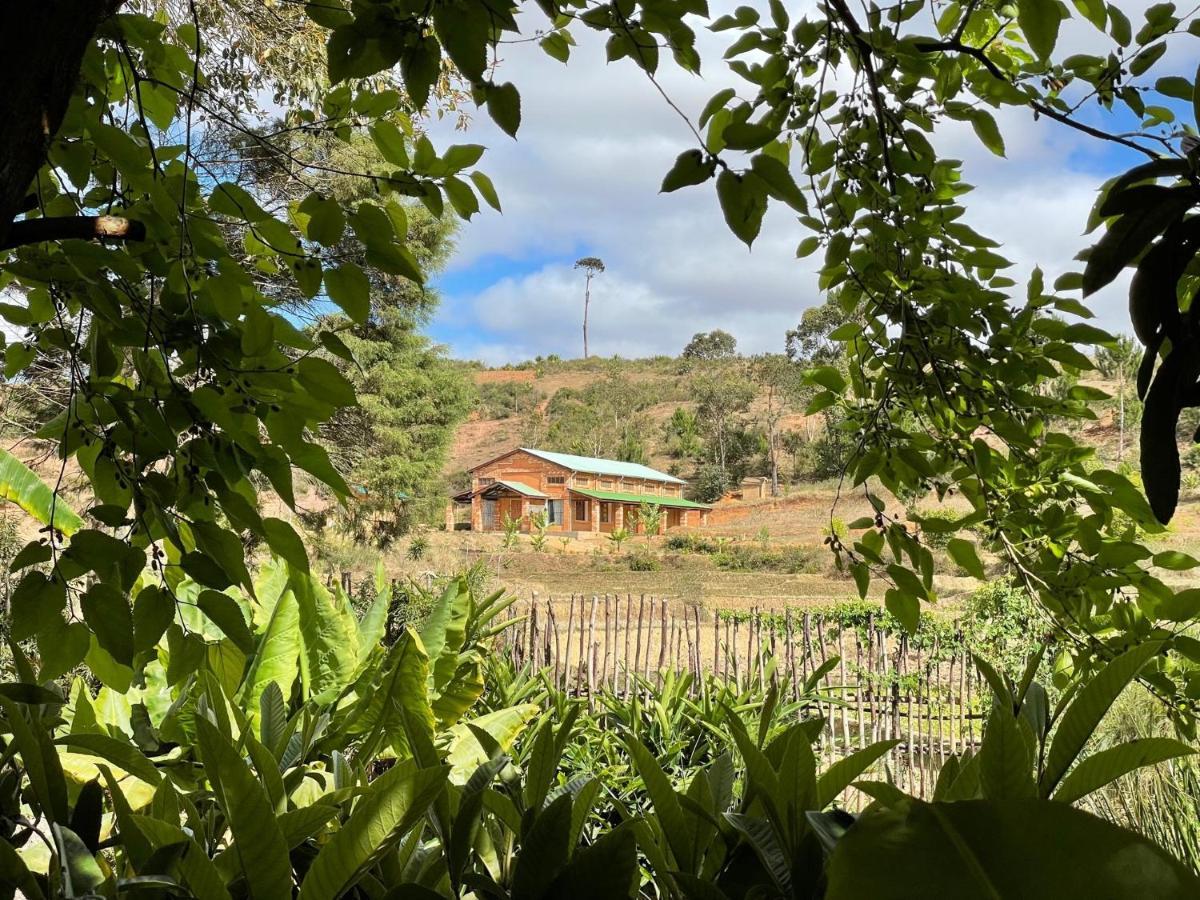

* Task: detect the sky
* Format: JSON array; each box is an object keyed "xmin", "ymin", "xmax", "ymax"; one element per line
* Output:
[{"xmin": 422, "ymin": 4, "xmax": 1192, "ymax": 365}]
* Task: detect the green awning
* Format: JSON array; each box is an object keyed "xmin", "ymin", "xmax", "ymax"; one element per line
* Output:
[{"xmin": 570, "ymin": 487, "xmax": 709, "ymax": 510}]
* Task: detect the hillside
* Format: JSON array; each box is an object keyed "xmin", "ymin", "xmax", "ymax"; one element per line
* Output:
[
  {"xmin": 450, "ymin": 356, "xmax": 824, "ymax": 479},
  {"xmin": 448, "ymin": 355, "xmax": 1133, "ymax": 483}
]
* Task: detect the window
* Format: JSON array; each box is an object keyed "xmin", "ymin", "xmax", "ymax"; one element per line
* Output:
[
  {"xmin": 547, "ymin": 475, "xmax": 565, "ymax": 485},
  {"xmin": 574, "ymin": 499, "xmax": 589, "ymax": 521},
  {"xmin": 600, "ymin": 503, "xmax": 610, "ymax": 524},
  {"xmin": 600, "ymin": 478, "xmax": 615, "ymax": 488},
  {"xmin": 547, "ymin": 500, "xmax": 563, "ymax": 525},
  {"xmin": 577, "ymin": 475, "xmax": 591, "ymax": 486},
  {"xmin": 479, "ymin": 477, "xmax": 495, "ymax": 486}
]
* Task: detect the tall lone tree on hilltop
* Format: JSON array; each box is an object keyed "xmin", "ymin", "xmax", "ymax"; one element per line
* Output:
[{"xmin": 575, "ymin": 256, "xmax": 605, "ymax": 358}]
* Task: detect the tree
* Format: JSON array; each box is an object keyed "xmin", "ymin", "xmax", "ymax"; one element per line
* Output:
[
  {"xmin": 682, "ymin": 329, "xmax": 737, "ymax": 361},
  {"xmin": 632, "ymin": 501, "xmax": 662, "ymax": 542},
  {"xmin": 0, "ymin": 0, "xmax": 503, "ymax": 683},
  {"xmin": 785, "ymin": 295, "xmax": 854, "ymax": 365},
  {"xmin": 574, "ymin": 256, "xmax": 605, "ymax": 358},
  {"xmin": 748, "ymin": 354, "xmax": 804, "ymax": 496},
  {"xmin": 663, "ymin": 406, "xmax": 703, "ymax": 461},
  {"xmin": 1097, "ymin": 335, "xmax": 1142, "ymax": 463},
  {"xmin": 693, "ymin": 368, "xmax": 755, "ymax": 476},
  {"xmin": 537, "ymin": 373, "xmax": 653, "ymax": 461},
  {"xmin": 314, "ymin": 203, "xmax": 472, "ymax": 529},
  {"xmin": 690, "ymin": 463, "xmax": 729, "ymax": 504}
]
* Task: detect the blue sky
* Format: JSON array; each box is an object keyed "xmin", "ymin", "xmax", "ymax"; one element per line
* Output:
[{"xmin": 420, "ymin": 4, "xmax": 1195, "ymax": 365}]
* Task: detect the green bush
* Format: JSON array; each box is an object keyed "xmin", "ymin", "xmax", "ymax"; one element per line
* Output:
[
  {"xmin": 712, "ymin": 543, "xmax": 821, "ymax": 574},
  {"xmin": 627, "ymin": 550, "xmax": 660, "ymax": 571},
  {"xmin": 910, "ymin": 506, "xmax": 959, "ymax": 550}
]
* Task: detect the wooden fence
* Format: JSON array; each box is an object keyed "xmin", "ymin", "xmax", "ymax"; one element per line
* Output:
[{"xmin": 497, "ymin": 593, "xmax": 988, "ymax": 800}]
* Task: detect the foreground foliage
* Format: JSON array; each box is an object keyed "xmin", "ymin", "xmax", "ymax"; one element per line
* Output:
[{"xmin": 0, "ymin": 564, "xmax": 1195, "ymax": 897}]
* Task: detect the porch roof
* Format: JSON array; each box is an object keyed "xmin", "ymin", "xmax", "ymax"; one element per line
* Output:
[
  {"xmin": 484, "ymin": 479, "xmax": 549, "ymax": 499},
  {"xmin": 570, "ymin": 487, "xmax": 710, "ymax": 510}
]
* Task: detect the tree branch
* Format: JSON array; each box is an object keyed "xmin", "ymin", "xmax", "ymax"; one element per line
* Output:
[
  {"xmin": 915, "ymin": 39, "xmax": 1162, "ymax": 160},
  {"xmin": 1, "ymin": 215, "xmax": 146, "ymax": 250},
  {"xmin": 826, "ymin": 0, "xmax": 897, "ymax": 193}
]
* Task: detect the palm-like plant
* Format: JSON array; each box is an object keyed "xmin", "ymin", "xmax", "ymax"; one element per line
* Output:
[{"xmin": 608, "ymin": 526, "xmax": 630, "ymax": 552}]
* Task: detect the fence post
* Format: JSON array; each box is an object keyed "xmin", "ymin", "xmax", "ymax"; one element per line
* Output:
[
  {"xmin": 855, "ymin": 624, "xmax": 865, "ymax": 750},
  {"xmin": 587, "ymin": 596, "xmax": 599, "ymax": 702},
  {"xmin": 603, "ymin": 594, "xmax": 612, "ymax": 690},
  {"xmin": 634, "ymin": 594, "xmax": 645, "ymax": 693},
  {"xmin": 624, "ymin": 593, "xmax": 633, "ymax": 695},
  {"xmin": 658, "ymin": 599, "xmax": 669, "ymax": 685}
]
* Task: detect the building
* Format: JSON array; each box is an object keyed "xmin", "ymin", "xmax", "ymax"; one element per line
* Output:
[
  {"xmin": 450, "ymin": 447, "xmax": 710, "ymax": 534},
  {"xmin": 722, "ymin": 476, "xmax": 772, "ymax": 502}
]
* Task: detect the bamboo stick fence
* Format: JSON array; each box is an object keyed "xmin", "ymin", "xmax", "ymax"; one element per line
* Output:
[
  {"xmin": 495, "ymin": 592, "xmax": 988, "ymax": 799},
  {"xmin": 333, "ymin": 567, "xmax": 989, "ymax": 801}
]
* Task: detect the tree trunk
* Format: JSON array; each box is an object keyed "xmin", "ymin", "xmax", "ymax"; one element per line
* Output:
[
  {"xmin": 0, "ymin": 1, "xmax": 123, "ymax": 246},
  {"xmin": 767, "ymin": 387, "xmax": 780, "ymax": 497},
  {"xmin": 582, "ymin": 275, "xmax": 591, "ymax": 358}
]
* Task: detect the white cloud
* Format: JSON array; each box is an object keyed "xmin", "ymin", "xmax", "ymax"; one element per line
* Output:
[{"xmin": 428, "ymin": 6, "xmax": 1183, "ymax": 362}]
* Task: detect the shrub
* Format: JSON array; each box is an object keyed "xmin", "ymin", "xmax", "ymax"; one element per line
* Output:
[
  {"xmin": 407, "ymin": 533, "xmax": 430, "ymax": 560},
  {"xmin": 500, "ymin": 513, "xmax": 520, "ymax": 549},
  {"xmin": 691, "ymin": 463, "xmax": 729, "ymax": 503},
  {"xmin": 627, "ymin": 550, "xmax": 660, "ymax": 571},
  {"xmin": 476, "ymin": 380, "xmax": 538, "ymax": 418},
  {"xmin": 911, "ymin": 506, "xmax": 959, "ymax": 550},
  {"xmin": 712, "ymin": 544, "xmax": 820, "ymax": 574}
]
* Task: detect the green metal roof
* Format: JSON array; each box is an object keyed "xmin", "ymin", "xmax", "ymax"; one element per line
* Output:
[
  {"xmin": 521, "ymin": 448, "xmax": 685, "ymax": 484},
  {"xmin": 484, "ymin": 479, "xmax": 548, "ymax": 499},
  {"xmin": 571, "ymin": 487, "xmax": 710, "ymax": 510}
]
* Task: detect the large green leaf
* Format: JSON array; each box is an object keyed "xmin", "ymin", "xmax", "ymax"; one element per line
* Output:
[
  {"xmin": 55, "ymin": 733, "xmax": 162, "ymax": 786},
  {"xmin": 512, "ymin": 793, "xmax": 574, "ymax": 898},
  {"xmin": 132, "ymin": 816, "xmax": 232, "ymax": 900},
  {"xmin": 1017, "ymin": 0, "xmax": 1064, "ymax": 58},
  {"xmin": 52, "ymin": 824, "xmax": 104, "ymax": 896},
  {"xmin": 431, "ymin": 658, "xmax": 485, "ymax": 728},
  {"xmin": 624, "ymin": 737, "xmax": 695, "ymax": 873},
  {"xmin": 291, "ymin": 567, "xmax": 358, "ymax": 703},
  {"xmin": 0, "ymin": 449, "xmax": 83, "ymax": 536},
  {"xmin": 816, "ymin": 740, "xmax": 899, "ymax": 808},
  {"xmin": 1053, "ymin": 737, "xmax": 1195, "ymax": 805},
  {"xmin": 825, "ymin": 799, "xmax": 1200, "ymax": 899},
  {"xmin": 195, "ymin": 717, "xmax": 293, "ymax": 898},
  {"xmin": 0, "ymin": 836, "xmax": 44, "ymax": 900},
  {"xmin": 298, "ymin": 760, "xmax": 448, "ymax": 900},
  {"xmin": 549, "ymin": 822, "xmax": 639, "ymax": 899},
  {"xmin": 344, "ymin": 629, "xmax": 434, "ymax": 754},
  {"xmin": 419, "ymin": 577, "xmax": 471, "ymax": 692},
  {"xmin": 725, "ymin": 812, "xmax": 792, "ymax": 896},
  {"xmin": 979, "ymin": 710, "xmax": 1036, "ymax": 800},
  {"xmin": 0, "ymin": 696, "xmax": 67, "ymax": 823},
  {"xmin": 1041, "ymin": 642, "xmax": 1160, "ymax": 796},
  {"xmin": 445, "ymin": 704, "xmax": 538, "ymax": 783},
  {"xmin": 239, "ymin": 580, "xmax": 300, "ymax": 727},
  {"xmin": 355, "ymin": 562, "xmax": 391, "ymax": 665}
]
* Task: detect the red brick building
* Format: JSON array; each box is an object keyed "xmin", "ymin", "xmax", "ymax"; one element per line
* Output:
[{"xmin": 451, "ymin": 447, "xmax": 710, "ymax": 534}]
